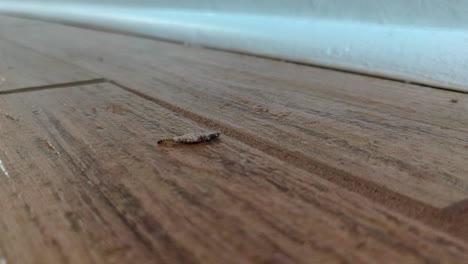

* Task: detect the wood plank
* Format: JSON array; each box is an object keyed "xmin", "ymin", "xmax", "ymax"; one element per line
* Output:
[
  {"xmin": 1, "ymin": 20, "xmax": 466, "ymax": 209},
  {"xmin": 1, "ymin": 83, "xmax": 467, "ymax": 263},
  {"xmin": 0, "ymin": 37, "xmax": 100, "ymax": 91},
  {"xmin": 0, "ymin": 86, "xmax": 160, "ymax": 264}
]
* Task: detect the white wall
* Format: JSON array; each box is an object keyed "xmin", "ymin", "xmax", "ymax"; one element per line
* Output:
[
  {"xmin": 1, "ymin": 1, "xmax": 467, "ymax": 91},
  {"xmin": 15, "ymin": 0, "xmax": 468, "ymax": 28}
]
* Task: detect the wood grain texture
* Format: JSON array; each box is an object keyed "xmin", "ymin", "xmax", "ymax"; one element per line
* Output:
[
  {"xmin": 0, "ymin": 37, "xmax": 99, "ymax": 91},
  {"xmin": 1, "ymin": 20, "xmax": 466, "ymax": 209},
  {"xmin": 0, "ymin": 83, "xmax": 467, "ymax": 263}
]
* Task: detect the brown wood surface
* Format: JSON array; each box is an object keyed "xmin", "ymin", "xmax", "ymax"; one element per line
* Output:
[
  {"xmin": 1, "ymin": 19, "xmax": 467, "ymax": 209},
  {"xmin": 0, "ymin": 15, "xmax": 468, "ymax": 263},
  {"xmin": 0, "ymin": 83, "xmax": 467, "ymax": 264},
  {"xmin": 0, "ymin": 37, "xmax": 100, "ymax": 91}
]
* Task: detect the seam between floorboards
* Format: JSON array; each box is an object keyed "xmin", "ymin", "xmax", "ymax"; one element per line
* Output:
[
  {"xmin": 108, "ymin": 82, "xmax": 443, "ymax": 205},
  {"xmin": 109, "ymin": 80, "xmax": 468, "ymax": 241},
  {"xmin": 2, "ymin": 16, "xmax": 465, "ymax": 239},
  {"xmin": 4, "ymin": 13, "xmax": 467, "ymax": 95},
  {"xmin": 2, "ymin": 14, "xmax": 467, "ymax": 94},
  {"xmin": 204, "ymin": 47, "xmax": 468, "ymax": 95},
  {"xmin": 107, "ymin": 80, "xmax": 428, "ymax": 210},
  {"xmin": 0, "ymin": 78, "xmax": 108, "ymax": 95}
]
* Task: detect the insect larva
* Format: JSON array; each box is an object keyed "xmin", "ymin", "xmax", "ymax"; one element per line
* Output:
[{"xmin": 158, "ymin": 131, "xmax": 221, "ymax": 144}]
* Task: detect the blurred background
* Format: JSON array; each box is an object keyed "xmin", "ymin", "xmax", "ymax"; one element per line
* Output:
[{"xmin": 1, "ymin": 0, "xmax": 466, "ymax": 92}]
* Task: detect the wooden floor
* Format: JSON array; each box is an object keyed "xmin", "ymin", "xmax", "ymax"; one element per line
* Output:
[{"xmin": 0, "ymin": 15, "xmax": 467, "ymax": 263}]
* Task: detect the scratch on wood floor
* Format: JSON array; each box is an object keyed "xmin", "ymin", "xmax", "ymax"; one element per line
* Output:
[{"xmin": 38, "ymin": 139, "xmax": 60, "ymax": 156}]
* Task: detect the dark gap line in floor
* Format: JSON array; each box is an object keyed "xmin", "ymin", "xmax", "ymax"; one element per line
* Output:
[
  {"xmin": 0, "ymin": 78, "xmax": 108, "ymax": 95},
  {"xmin": 109, "ymin": 79, "xmax": 468, "ymax": 242}
]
